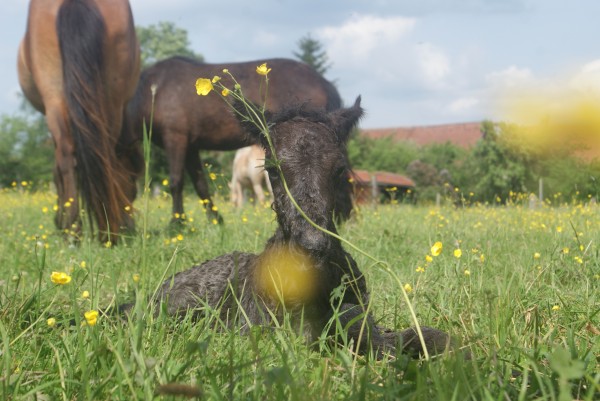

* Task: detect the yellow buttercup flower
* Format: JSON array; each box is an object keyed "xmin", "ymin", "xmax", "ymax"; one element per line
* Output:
[
  {"xmin": 533, "ymin": 252, "xmax": 541, "ymax": 259},
  {"xmin": 256, "ymin": 63, "xmax": 271, "ymax": 76},
  {"xmin": 132, "ymin": 273, "xmax": 140, "ymax": 283},
  {"xmin": 195, "ymin": 78, "xmax": 214, "ymax": 96},
  {"xmin": 211, "ymin": 75, "xmax": 221, "ymax": 83},
  {"xmin": 221, "ymin": 88, "xmax": 230, "ymax": 97},
  {"xmin": 50, "ymin": 271, "xmax": 72, "ymax": 285},
  {"xmin": 552, "ymin": 305, "xmax": 560, "ymax": 311},
  {"xmin": 209, "ymin": 173, "xmax": 217, "ymax": 181},
  {"xmin": 431, "ymin": 241, "xmax": 443, "ymax": 257},
  {"xmin": 453, "ymin": 249, "xmax": 462, "ymax": 258},
  {"xmin": 47, "ymin": 317, "xmax": 56, "ymax": 327},
  {"xmin": 425, "ymin": 255, "xmax": 433, "ymax": 263},
  {"xmin": 84, "ymin": 310, "xmax": 99, "ymax": 326},
  {"xmin": 403, "ymin": 283, "xmax": 413, "ymax": 294},
  {"xmin": 81, "ymin": 290, "xmax": 90, "ymax": 299}
]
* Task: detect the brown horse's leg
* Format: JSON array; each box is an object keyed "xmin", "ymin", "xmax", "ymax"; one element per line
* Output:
[
  {"xmin": 47, "ymin": 107, "xmax": 81, "ymax": 239},
  {"xmin": 162, "ymin": 133, "xmax": 188, "ymax": 224},
  {"xmin": 184, "ymin": 147, "xmax": 223, "ymax": 224}
]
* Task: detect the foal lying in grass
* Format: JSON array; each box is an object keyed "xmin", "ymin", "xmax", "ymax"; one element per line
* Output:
[{"xmin": 125, "ymin": 98, "xmax": 452, "ymax": 358}]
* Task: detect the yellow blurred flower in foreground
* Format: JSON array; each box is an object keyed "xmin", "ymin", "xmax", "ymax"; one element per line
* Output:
[
  {"xmin": 50, "ymin": 271, "xmax": 71, "ymax": 285},
  {"xmin": 84, "ymin": 310, "xmax": 99, "ymax": 326},
  {"xmin": 257, "ymin": 245, "xmax": 317, "ymax": 306}
]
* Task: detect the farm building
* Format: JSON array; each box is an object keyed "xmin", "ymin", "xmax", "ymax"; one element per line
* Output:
[{"xmin": 351, "ymin": 170, "xmax": 415, "ymax": 204}]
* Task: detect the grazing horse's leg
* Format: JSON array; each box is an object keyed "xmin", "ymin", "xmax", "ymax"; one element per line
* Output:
[
  {"xmin": 251, "ymin": 178, "xmax": 266, "ymax": 205},
  {"xmin": 185, "ymin": 146, "xmax": 223, "ymax": 224},
  {"xmin": 162, "ymin": 130, "xmax": 188, "ymax": 223}
]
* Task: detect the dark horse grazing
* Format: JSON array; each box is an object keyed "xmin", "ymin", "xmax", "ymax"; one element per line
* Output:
[
  {"xmin": 17, "ymin": 0, "xmax": 141, "ymax": 243},
  {"xmin": 124, "ymin": 98, "xmax": 452, "ymax": 358},
  {"xmin": 122, "ymin": 56, "xmax": 353, "ymax": 224}
]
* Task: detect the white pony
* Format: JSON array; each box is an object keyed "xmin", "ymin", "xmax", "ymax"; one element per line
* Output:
[{"xmin": 230, "ymin": 145, "xmax": 272, "ymax": 207}]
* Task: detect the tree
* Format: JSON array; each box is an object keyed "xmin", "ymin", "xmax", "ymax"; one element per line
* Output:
[
  {"xmin": 459, "ymin": 121, "xmax": 532, "ymax": 203},
  {"xmin": 0, "ymin": 98, "xmax": 53, "ymax": 188},
  {"xmin": 293, "ymin": 34, "xmax": 331, "ymax": 76},
  {"xmin": 137, "ymin": 21, "xmax": 204, "ymax": 68}
]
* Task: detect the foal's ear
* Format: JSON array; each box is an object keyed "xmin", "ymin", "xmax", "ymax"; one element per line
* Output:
[
  {"xmin": 231, "ymin": 99, "xmax": 272, "ymax": 146},
  {"xmin": 331, "ymin": 96, "xmax": 364, "ymax": 143}
]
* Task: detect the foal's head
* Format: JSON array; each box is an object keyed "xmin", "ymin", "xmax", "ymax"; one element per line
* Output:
[{"xmin": 237, "ymin": 97, "xmax": 363, "ymax": 254}]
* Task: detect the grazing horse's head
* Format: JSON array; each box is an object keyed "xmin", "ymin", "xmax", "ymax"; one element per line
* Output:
[{"xmin": 237, "ymin": 97, "xmax": 363, "ymax": 254}]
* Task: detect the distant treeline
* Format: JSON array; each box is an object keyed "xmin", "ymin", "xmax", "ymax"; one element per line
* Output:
[{"xmin": 1, "ymin": 106, "xmax": 598, "ymax": 205}]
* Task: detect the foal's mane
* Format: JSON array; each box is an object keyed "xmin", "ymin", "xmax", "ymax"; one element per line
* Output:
[{"xmin": 270, "ymin": 104, "xmax": 332, "ymax": 127}]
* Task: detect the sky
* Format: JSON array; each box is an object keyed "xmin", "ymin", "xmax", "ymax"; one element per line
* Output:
[{"xmin": 2, "ymin": 0, "xmax": 600, "ymax": 129}]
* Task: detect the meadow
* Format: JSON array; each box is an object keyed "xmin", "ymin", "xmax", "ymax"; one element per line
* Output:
[{"xmin": 0, "ymin": 184, "xmax": 598, "ymax": 400}]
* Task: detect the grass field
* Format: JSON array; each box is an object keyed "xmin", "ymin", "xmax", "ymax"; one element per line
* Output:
[{"xmin": 0, "ymin": 185, "xmax": 598, "ymax": 400}]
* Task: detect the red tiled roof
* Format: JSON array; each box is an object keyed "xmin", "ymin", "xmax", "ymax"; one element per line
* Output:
[
  {"xmin": 352, "ymin": 170, "xmax": 415, "ymax": 188},
  {"xmin": 360, "ymin": 122, "xmax": 482, "ymax": 148}
]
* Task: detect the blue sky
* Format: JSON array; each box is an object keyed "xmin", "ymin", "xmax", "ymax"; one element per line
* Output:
[{"xmin": 2, "ymin": 0, "xmax": 600, "ymax": 128}]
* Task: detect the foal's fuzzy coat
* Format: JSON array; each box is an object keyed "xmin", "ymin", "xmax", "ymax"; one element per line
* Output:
[{"xmin": 134, "ymin": 98, "xmax": 451, "ymax": 357}]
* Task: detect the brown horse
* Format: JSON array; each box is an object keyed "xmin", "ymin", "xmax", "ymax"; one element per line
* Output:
[
  {"xmin": 17, "ymin": 0, "xmax": 141, "ymax": 243},
  {"xmin": 122, "ymin": 56, "xmax": 352, "ymax": 224}
]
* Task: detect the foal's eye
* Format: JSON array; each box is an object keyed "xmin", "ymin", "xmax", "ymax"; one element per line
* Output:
[{"xmin": 267, "ymin": 168, "xmax": 279, "ymax": 181}]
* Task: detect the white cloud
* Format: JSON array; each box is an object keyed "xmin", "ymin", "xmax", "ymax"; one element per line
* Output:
[
  {"xmin": 317, "ymin": 14, "xmax": 416, "ymax": 62},
  {"xmin": 415, "ymin": 42, "xmax": 451, "ymax": 89},
  {"xmin": 485, "ymin": 65, "xmax": 534, "ymax": 89},
  {"xmin": 447, "ymin": 97, "xmax": 480, "ymax": 113},
  {"xmin": 570, "ymin": 59, "xmax": 600, "ymax": 93}
]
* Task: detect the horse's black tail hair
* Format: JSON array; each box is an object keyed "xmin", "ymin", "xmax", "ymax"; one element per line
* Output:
[{"xmin": 57, "ymin": 0, "xmax": 129, "ymax": 241}]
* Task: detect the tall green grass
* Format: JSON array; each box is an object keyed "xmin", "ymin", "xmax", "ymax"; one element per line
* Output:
[{"xmin": 0, "ymin": 185, "xmax": 598, "ymax": 400}]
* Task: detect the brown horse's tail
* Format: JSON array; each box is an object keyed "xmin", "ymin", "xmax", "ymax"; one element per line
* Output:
[{"xmin": 57, "ymin": 0, "xmax": 129, "ymax": 241}]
